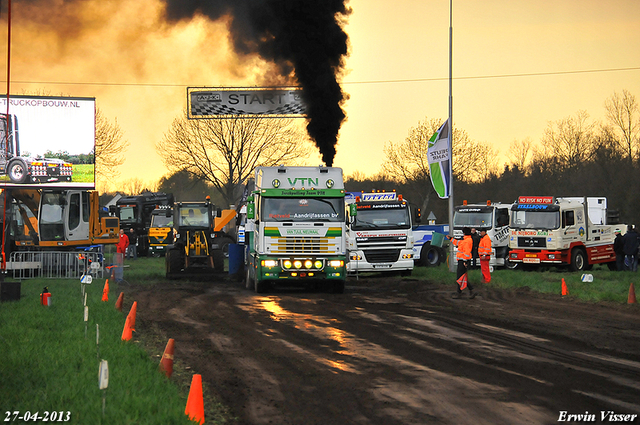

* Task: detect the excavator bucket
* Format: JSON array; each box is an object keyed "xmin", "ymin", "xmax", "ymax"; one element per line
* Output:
[{"xmin": 214, "ymin": 209, "xmax": 237, "ymax": 232}]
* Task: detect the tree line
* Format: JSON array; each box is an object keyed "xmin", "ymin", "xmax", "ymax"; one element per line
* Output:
[{"xmin": 105, "ymin": 89, "xmax": 640, "ymax": 227}]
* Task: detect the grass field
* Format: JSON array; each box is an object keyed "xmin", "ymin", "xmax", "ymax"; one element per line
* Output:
[
  {"xmin": 0, "ymin": 267, "xmax": 228, "ymax": 424},
  {"xmin": 72, "ymin": 164, "xmax": 94, "ymax": 183},
  {"xmin": 411, "ymin": 262, "xmax": 639, "ymax": 304},
  {"xmin": 1, "ymin": 256, "xmax": 636, "ymax": 424}
]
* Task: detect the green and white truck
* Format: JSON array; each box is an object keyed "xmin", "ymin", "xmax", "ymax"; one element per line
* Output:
[{"xmin": 244, "ymin": 165, "xmax": 347, "ymax": 293}]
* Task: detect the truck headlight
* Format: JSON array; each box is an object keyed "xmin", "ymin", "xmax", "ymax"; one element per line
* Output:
[
  {"xmin": 328, "ymin": 260, "xmax": 344, "ymax": 268},
  {"xmin": 262, "ymin": 260, "xmax": 278, "ymax": 268}
]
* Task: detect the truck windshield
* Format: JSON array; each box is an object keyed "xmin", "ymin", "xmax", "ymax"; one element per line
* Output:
[
  {"xmin": 453, "ymin": 211, "xmax": 493, "ymax": 228},
  {"xmin": 118, "ymin": 206, "xmax": 137, "ymax": 222},
  {"xmin": 352, "ymin": 207, "xmax": 411, "ymax": 230},
  {"xmin": 510, "ymin": 210, "xmax": 560, "ymax": 230},
  {"xmin": 179, "ymin": 207, "xmax": 209, "ymax": 227},
  {"xmin": 151, "ymin": 214, "xmax": 173, "ymax": 228},
  {"xmin": 262, "ymin": 197, "xmax": 344, "ymax": 222},
  {"xmin": 40, "ymin": 192, "xmax": 65, "ymax": 240}
]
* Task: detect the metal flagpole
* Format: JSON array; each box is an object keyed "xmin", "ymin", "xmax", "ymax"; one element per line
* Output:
[
  {"xmin": 2, "ymin": 0, "xmax": 12, "ymax": 273},
  {"xmin": 447, "ymin": 0, "xmax": 455, "ymax": 271}
]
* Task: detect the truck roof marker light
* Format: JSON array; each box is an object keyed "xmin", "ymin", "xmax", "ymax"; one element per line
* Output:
[
  {"xmin": 487, "ymin": 200, "xmax": 491, "ymax": 205},
  {"xmin": 463, "ymin": 200, "xmax": 468, "ymax": 205},
  {"xmin": 398, "ymin": 195, "xmax": 403, "ymax": 201}
]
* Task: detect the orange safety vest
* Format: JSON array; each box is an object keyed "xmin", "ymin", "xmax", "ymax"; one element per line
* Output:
[
  {"xmin": 452, "ymin": 235, "xmax": 473, "ymax": 261},
  {"xmin": 479, "ymin": 234, "xmax": 492, "ymax": 256}
]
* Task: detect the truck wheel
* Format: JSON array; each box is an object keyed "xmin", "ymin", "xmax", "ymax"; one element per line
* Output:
[
  {"xmin": 245, "ymin": 267, "xmax": 255, "ymax": 290},
  {"xmin": 165, "ymin": 249, "xmax": 182, "ymax": 278},
  {"xmin": 420, "ymin": 243, "xmax": 441, "ymax": 267},
  {"xmin": 8, "ymin": 161, "xmax": 28, "ymax": 184},
  {"xmin": 255, "ymin": 278, "xmax": 268, "ymax": 294},
  {"xmin": 505, "ymin": 258, "xmax": 520, "ymax": 270},
  {"xmin": 219, "ymin": 237, "xmax": 233, "ymax": 258},
  {"xmin": 570, "ymin": 248, "xmax": 587, "ymax": 272}
]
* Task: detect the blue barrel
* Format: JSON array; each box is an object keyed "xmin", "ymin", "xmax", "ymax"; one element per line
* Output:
[{"xmin": 228, "ymin": 244, "xmax": 245, "ymax": 275}]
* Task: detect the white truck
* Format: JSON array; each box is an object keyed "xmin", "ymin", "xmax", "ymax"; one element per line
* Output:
[
  {"xmin": 243, "ymin": 165, "xmax": 347, "ymax": 293},
  {"xmin": 508, "ymin": 196, "xmax": 618, "ymax": 271},
  {"xmin": 345, "ymin": 191, "xmax": 414, "ymax": 275},
  {"xmin": 452, "ymin": 201, "xmax": 514, "ymax": 268},
  {"xmin": 0, "ymin": 114, "xmax": 73, "ymax": 184}
]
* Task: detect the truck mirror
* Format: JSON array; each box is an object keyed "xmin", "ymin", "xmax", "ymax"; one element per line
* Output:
[
  {"xmin": 349, "ymin": 203, "xmax": 357, "ymax": 217},
  {"xmin": 247, "ymin": 202, "xmax": 255, "ymax": 220}
]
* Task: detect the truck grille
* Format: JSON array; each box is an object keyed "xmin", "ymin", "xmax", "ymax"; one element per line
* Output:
[
  {"xmin": 517, "ymin": 237, "xmax": 547, "ymax": 248},
  {"xmin": 364, "ymin": 249, "xmax": 400, "ymax": 263},
  {"xmin": 269, "ymin": 237, "xmax": 336, "ymax": 255},
  {"xmin": 356, "ymin": 237, "xmax": 407, "ymax": 249}
]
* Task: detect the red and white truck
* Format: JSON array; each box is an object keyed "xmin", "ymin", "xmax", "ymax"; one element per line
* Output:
[{"xmin": 508, "ymin": 196, "xmax": 619, "ymax": 271}]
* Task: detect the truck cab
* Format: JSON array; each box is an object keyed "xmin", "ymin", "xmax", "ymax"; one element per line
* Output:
[
  {"xmin": 345, "ymin": 191, "xmax": 414, "ymax": 275},
  {"xmin": 509, "ymin": 196, "xmax": 617, "ymax": 271},
  {"xmin": 452, "ymin": 201, "xmax": 513, "ymax": 268},
  {"xmin": 244, "ymin": 165, "xmax": 347, "ymax": 293}
]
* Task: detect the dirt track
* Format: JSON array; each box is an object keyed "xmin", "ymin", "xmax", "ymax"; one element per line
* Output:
[{"xmin": 127, "ymin": 275, "xmax": 640, "ymax": 425}]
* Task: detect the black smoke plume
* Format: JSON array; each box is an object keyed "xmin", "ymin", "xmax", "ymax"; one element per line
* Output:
[{"xmin": 162, "ymin": 0, "xmax": 351, "ymax": 166}]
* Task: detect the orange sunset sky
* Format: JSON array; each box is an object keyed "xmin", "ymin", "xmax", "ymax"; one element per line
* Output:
[{"xmin": 2, "ymin": 0, "xmax": 639, "ymax": 190}]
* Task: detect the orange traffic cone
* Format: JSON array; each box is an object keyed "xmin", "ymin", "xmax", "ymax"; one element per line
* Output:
[
  {"xmin": 561, "ymin": 278, "xmax": 569, "ymax": 296},
  {"xmin": 185, "ymin": 374, "xmax": 205, "ymax": 424},
  {"xmin": 628, "ymin": 283, "xmax": 637, "ymax": 304},
  {"xmin": 159, "ymin": 338, "xmax": 175, "ymax": 378},
  {"xmin": 102, "ymin": 280, "xmax": 109, "ymax": 302},
  {"xmin": 127, "ymin": 301, "xmax": 137, "ymax": 331},
  {"xmin": 115, "ymin": 292, "xmax": 124, "ymax": 311},
  {"xmin": 121, "ymin": 316, "xmax": 133, "ymax": 341}
]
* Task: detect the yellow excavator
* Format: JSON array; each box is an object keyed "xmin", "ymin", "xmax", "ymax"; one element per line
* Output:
[
  {"xmin": 164, "ymin": 197, "xmax": 237, "ymax": 278},
  {"xmin": 1, "ymin": 188, "xmax": 119, "ymax": 254}
]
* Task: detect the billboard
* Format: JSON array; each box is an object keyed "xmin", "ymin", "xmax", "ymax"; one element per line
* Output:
[
  {"xmin": 188, "ymin": 87, "xmax": 306, "ymax": 119},
  {"xmin": 0, "ymin": 95, "xmax": 95, "ymax": 188}
]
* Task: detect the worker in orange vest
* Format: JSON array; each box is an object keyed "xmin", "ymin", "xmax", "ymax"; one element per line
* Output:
[
  {"xmin": 447, "ymin": 227, "xmax": 477, "ymax": 299},
  {"xmin": 478, "ymin": 229, "xmax": 492, "ymax": 284}
]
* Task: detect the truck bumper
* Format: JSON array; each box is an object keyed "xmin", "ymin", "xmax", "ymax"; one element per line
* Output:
[
  {"xmin": 508, "ymin": 249, "xmax": 568, "ymax": 265},
  {"xmin": 253, "ymin": 254, "xmax": 346, "ymax": 281},
  {"xmin": 347, "ymin": 249, "xmax": 414, "ymax": 272},
  {"xmin": 149, "ymin": 245, "xmax": 168, "ymax": 256}
]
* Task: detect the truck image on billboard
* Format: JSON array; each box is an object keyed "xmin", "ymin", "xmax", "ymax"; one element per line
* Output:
[{"xmin": 0, "ymin": 95, "xmax": 95, "ymax": 187}]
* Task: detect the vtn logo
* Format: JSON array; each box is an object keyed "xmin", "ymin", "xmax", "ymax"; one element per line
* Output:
[{"xmin": 288, "ymin": 177, "xmax": 319, "ymax": 186}]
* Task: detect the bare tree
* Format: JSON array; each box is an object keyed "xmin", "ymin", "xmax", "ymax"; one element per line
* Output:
[
  {"xmin": 536, "ymin": 110, "xmax": 597, "ymax": 172},
  {"xmin": 121, "ymin": 178, "xmax": 156, "ymax": 195},
  {"xmin": 507, "ymin": 137, "xmax": 533, "ymax": 172},
  {"xmin": 383, "ymin": 117, "xmax": 497, "ymax": 184},
  {"xmin": 605, "ymin": 89, "xmax": 639, "ymax": 164},
  {"xmin": 95, "ymin": 108, "xmax": 129, "ymax": 183},
  {"xmin": 157, "ymin": 113, "xmax": 312, "ymax": 207}
]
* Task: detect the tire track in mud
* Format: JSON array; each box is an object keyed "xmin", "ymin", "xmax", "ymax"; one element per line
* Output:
[{"xmin": 128, "ymin": 278, "xmax": 640, "ymax": 425}]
